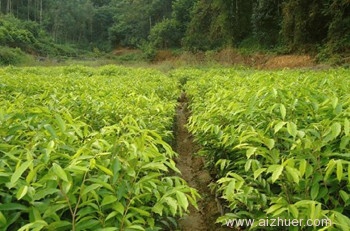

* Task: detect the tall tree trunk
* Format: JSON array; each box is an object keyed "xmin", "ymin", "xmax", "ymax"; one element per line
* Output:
[
  {"xmin": 28, "ymin": 0, "xmax": 30, "ymax": 20},
  {"xmin": 39, "ymin": 0, "xmax": 42, "ymax": 25},
  {"xmin": 6, "ymin": 0, "xmax": 11, "ymax": 14},
  {"xmin": 34, "ymin": 0, "xmax": 37, "ymax": 22}
]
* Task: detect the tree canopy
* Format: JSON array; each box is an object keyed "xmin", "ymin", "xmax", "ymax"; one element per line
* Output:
[{"xmin": 0, "ymin": 0, "xmax": 348, "ymax": 56}]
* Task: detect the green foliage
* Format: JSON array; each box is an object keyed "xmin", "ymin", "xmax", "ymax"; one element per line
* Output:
[
  {"xmin": 0, "ymin": 66, "xmax": 199, "ymax": 230},
  {"xmin": 149, "ymin": 0, "xmax": 195, "ymax": 50},
  {"xmin": 183, "ymin": 0, "xmax": 253, "ymax": 51},
  {"xmin": 108, "ymin": 0, "xmax": 173, "ymax": 48},
  {"xmin": 139, "ymin": 42, "xmax": 157, "ymax": 62},
  {"xmin": 251, "ymin": 0, "xmax": 281, "ymax": 48},
  {"xmin": 325, "ymin": 0, "xmax": 350, "ymax": 53},
  {"xmin": 149, "ymin": 19, "xmax": 181, "ymax": 49},
  {"xmin": 0, "ymin": 0, "xmax": 348, "ymax": 60},
  {"xmin": 175, "ymin": 68, "xmax": 350, "ymax": 230},
  {"xmin": 0, "ymin": 15, "xmax": 37, "ymax": 51},
  {"xmin": 0, "ymin": 0, "xmax": 348, "ymax": 61},
  {"xmin": 0, "ymin": 46, "xmax": 28, "ymax": 65},
  {"xmin": 0, "ymin": 14, "xmax": 80, "ymax": 58},
  {"xmin": 317, "ymin": 0, "xmax": 350, "ymax": 63}
]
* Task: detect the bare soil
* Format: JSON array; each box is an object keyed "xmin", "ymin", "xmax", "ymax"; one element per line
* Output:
[
  {"xmin": 259, "ymin": 54, "xmax": 315, "ymax": 69},
  {"xmin": 174, "ymin": 92, "xmax": 230, "ymax": 231},
  {"xmin": 153, "ymin": 48, "xmax": 334, "ymax": 70},
  {"xmin": 112, "ymin": 47, "xmax": 336, "ymax": 70}
]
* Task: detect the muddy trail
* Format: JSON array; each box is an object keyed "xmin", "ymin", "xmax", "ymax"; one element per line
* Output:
[{"xmin": 174, "ymin": 92, "xmax": 229, "ymax": 231}]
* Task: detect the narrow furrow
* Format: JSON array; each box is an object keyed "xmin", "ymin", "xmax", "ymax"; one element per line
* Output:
[{"xmin": 174, "ymin": 92, "xmax": 228, "ymax": 231}]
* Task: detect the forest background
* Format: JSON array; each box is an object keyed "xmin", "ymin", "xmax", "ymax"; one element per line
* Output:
[{"xmin": 0, "ymin": 0, "xmax": 349, "ymax": 66}]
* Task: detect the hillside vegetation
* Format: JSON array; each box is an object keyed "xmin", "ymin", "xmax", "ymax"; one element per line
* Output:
[{"xmin": 0, "ymin": 0, "xmax": 349, "ymax": 65}]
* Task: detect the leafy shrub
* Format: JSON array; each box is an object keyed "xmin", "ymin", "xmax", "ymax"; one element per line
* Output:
[
  {"xmin": 0, "ymin": 66, "xmax": 198, "ymax": 230},
  {"xmin": 0, "ymin": 15, "xmax": 81, "ymax": 58},
  {"xmin": 149, "ymin": 19, "xmax": 181, "ymax": 49},
  {"xmin": 0, "ymin": 46, "xmax": 28, "ymax": 65},
  {"xmin": 178, "ymin": 68, "xmax": 350, "ymax": 230},
  {"xmin": 139, "ymin": 42, "xmax": 157, "ymax": 61}
]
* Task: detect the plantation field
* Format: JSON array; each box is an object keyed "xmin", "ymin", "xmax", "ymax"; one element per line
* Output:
[
  {"xmin": 1, "ymin": 66, "xmax": 350, "ymax": 231},
  {"xmin": 0, "ymin": 66, "xmax": 198, "ymax": 231},
  {"xmin": 172, "ymin": 68, "xmax": 350, "ymax": 230}
]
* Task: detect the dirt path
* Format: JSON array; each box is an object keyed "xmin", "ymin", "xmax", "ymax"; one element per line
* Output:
[{"xmin": 174, "ymin": 92, "xmax": 228, "ymax": 231}]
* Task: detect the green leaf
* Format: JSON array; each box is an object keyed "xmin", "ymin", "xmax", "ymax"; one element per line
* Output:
[
  {"xmin": 339, "ymin": 190, "xmax": 349, "ymax": 203},
  {"xmin": 125, "ymin": 225, "xmax": 145, "ymax": 231},
  {"xmin": 76, "ymin": 219, "xmax": 99, "ymax": 230},
  {"xmin": 96, "ymin": 164, "xmax": 113, "ymax": 176},
  {"xmin": 62, "ymin": 180, "xmax": 72, "ymax": 194},
  {"xmin": 55, "ymin": 114, "xmax": 66, "ymax": 133},
  {"xmin": 112, "ymin": 157, "xmax": 121, "ymax": 184},
  {"xmin": 47, "ymin": 221, "xmax": 71, "ymax": 230},
  {"xmin": 245, "ymin": 159, "xmax": 252, "ymax": 172},
  {"xmin": 266, "ymin": 204, "xmax": 284, "ymax": 214},
  {"xmin": 285, "ymin": 166, "xmax": 299, "ymax": 184},
  {"xmin": 34, "ymin": 188, "xmax": 59, "ymax": 200},
  {"xmin": 273, "ymin": 207, "xmax": 288, "ymax": 217},
  {"xmin": 176, "ymin": 191, "xmax": 189, "ymax": 210},
  {"xmin": 47, "ymin": 140, "xmax": 55, "ymax": 150},
  {"xmin": 299, "ymin": 159, "xmax": 307, "ymax": 177},
  {"xmin": 246, "ymin": 147, "xmax": 257, "ymax": 158},
  {"xmin": 287, "ymin": 122, "xmax": 297, "ymax": 137},
  {"xmin": 344, "ymin": 118, "xmax": 350, "ymax": 136},
  {"xmin": 96, "ymin": 228, "xmax": 118, "ymax": 231},
  {"xmin": 271, "ymin": 165, "xmax": 284, "ymax": 183},
  {"xmin": 52, "ymin": 163, "xmax": 68, "ymax": 182},
  {"xmin": 129, "ymin": 207, "xmax": 150, "ymax": 217},
  {"xmin": 310, "ymin": 183, "xmax": 319, "ymax": 200},
  {"xmin": 82, "ymin": 184, "xmax": 101, "ymax": 196},
  {"xmin": 340, "ymin": 136, "xmax": 350, "ymax": 150},
  {"xmin": 164, "ymin": 197, "xmax": 178, "ymax": 216},
  {"xmin": 29, "ymin": 206, "xmax": 42, "ymax": 222},
  {"xmin": 324, "ymin": 159, "xmax": 336, "ymax": 181},
  {"xmin": 141, "ymin": 162, "xmax": 168, "ymax": 172},
  {"xmin": 274, "ymin": 121, "xmax": 287, "ymax": 134},
  {"xmin": 114, "ymin": 202, "xmax": 124, "ymax": 215},
  {"xmin": 101, "ymin": 195, "xmax": 118, "ymax": 206},
  {"xmin": 10, "ymin": 160, "xmax": 33, "ymax": 186},
  {"xmin": 263, "ymin": 138, "xmax": 275, "ymax": 150},
  {"xmin": 254, "ymin": 168, "xmax": 266, "ymax": 179},
  {"xmin": 334, "ymin": 104, "xmax": 343, "ymax": 114},
  {"xmin": 337, "ymin": 160, "xmax": 343, "ymax": 182},
  {"xmin": 0, "ymin": 203, "xmax": 28, "ymax": 211},
  {"xmin": 18, "ymin": 220, "xmax": 48, "ymax": 231},
  {"xmin": 16, "ymin": 185, "xmax": 28, "ymax": 200},
  {"xmin": 331, "ymin": 122, "xmax": 342, "ymax": 140},
  {"xmin": 288, "ymin": 205, "xmax": 299, "ymax": 218},
  {"xmin": 44, "ymin": 124, "xmax": 57, "ymax": 138},
  {"xmin": 0, "ymin": 212, "xmax": 6, "ymax": 225},
  {"xmin": 332, "ymin": 97, "xmax": 339, "ymax": 109},
  {"xmin": 280, "ymin": 104, "xmax": 286, "ymax": 120},
  {"xmin": 332, "ymin": 211, "xmax": 350, "ymax": 231},
  {"xmin": 152, "ymin": 203, "xmax": 164, "ymax": 216},
  {"xmin": 105, "ymin": 211, "xmax": 118, "ymax": 222}
]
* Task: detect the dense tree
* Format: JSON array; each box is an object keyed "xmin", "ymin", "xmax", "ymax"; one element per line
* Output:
[
  {"xmin": 251, "ymin": 0, "xmax": 281, "ymax": 48},
  {"xmin": 183, "ymin": 0, "xmax": 254, "ymax": 51},
  {"xmin": 149, "ymin": 0, "xmax": 196, "ymax": 49},
  {"xmin": 324, "ymin": 0, "xmax": 350, "ymax": 54},
  {"xmin": 108, "ymin": 0, "xmax": 172, "ymax": 48},
  {"xmin": 281, "ymin": 0, "xmax": 327, "ymax": 52},
  {"xmin": 0, "ymin": 0, "xmax": 348, "ymax": 56}
]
